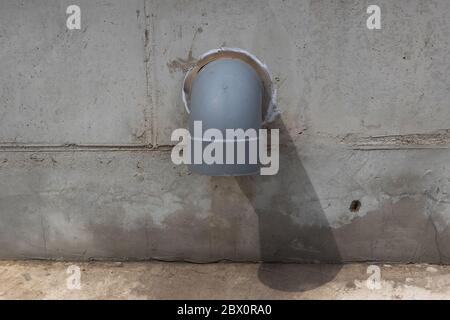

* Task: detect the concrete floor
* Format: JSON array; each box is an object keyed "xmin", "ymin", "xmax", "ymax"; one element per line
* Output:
[{"xmin": 0, "ymin": 261, "xmax": 450, "ymax": 299}]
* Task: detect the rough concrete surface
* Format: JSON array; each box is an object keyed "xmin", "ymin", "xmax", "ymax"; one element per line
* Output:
[
  {"xmin": 1, "ymin": 261, "xmax": 450, "ymax": 299},
  {"xmin": 1, "ymin": 0, "xmax": 450, "ymax": 263},
  {"xmin": 0, "ymin": 0, "xmax": 149, "ymax": 144}
]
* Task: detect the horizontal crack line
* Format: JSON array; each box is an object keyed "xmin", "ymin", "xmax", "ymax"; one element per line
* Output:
[
  {"xmin": 350, "ymin": 145, "xmax": 449, "ymax": 150},
  {"xmin": 0, "ymin": 144, "xmax": 175, "ymax": 152},
  {"xmin": 342, "ymin": 129, "xmax": 450, "ymax": 150}
]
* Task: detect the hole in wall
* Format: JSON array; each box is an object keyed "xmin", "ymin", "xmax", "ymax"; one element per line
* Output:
[{"xmin": 349, "ymin": 200, "xmax": 361, "ymax": 213}]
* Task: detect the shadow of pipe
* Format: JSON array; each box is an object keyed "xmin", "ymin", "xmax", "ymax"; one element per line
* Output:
[{"xmin": 236, "ymin": 119, "xmax": 343, "ymax": 292}]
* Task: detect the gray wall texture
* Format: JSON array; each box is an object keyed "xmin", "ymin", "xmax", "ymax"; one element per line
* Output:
[{"xmin": 1, "ymin": 0, "xmax": 450, "ymax": 265}]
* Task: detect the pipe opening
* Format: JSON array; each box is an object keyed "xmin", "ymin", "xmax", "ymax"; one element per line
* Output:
[
  {"xmin": 182, "ymin": 48, "xmax": 279, "ymax": 176},
  {"xmin": 182, "ymin": 48, "xmax": 279, "ymax": 125}
]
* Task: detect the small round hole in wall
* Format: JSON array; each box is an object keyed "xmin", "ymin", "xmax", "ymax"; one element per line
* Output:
[{"xmin": 349, "ymin": 200, "xmax": 361, "ymax": 213}]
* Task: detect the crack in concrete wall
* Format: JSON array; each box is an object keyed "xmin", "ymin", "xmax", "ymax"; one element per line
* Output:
[{"xmin": 342, "ymin": 130, "xmax": 450, "ymax": 150}]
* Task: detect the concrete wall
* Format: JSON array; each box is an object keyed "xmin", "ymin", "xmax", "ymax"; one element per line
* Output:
[{"xmin": 1, "ymin": 0, "xmax": 450, "ymax": 263}]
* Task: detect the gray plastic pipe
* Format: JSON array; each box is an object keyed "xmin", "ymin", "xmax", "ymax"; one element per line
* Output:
[{"xmin": 188, "ymin": 58, "xmax": 263, "ymax": 176}]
